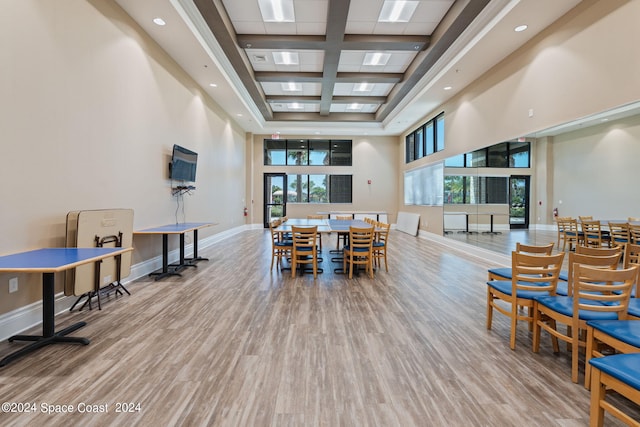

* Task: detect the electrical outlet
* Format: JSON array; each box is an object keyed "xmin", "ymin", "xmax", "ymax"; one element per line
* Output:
[{"xmin": 9, "ymin": 277, "xmax": 18, "ymax": 293}]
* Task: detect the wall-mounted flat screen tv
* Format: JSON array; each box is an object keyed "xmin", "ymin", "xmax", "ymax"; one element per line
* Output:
[{"xmin": 170, "ymin": 144, "xmax": 198, "ymax": 182}]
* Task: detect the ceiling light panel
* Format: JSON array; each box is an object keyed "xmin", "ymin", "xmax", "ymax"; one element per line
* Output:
[
  {"xmin": 258, "ymin": 0, "xmax": 295, "ymax": 23},
  {"xmin": 378, "ymin": 1, "xmax": 419, "ymax": 23},
  {"xmin": 260, "ymin": 82, "xmax": 322, "ymax": 96},
  {"xmin": 281, "ymin": 82, "xmax": 302, "ymax": 91},
  {"xmin": 330, "ymin": 104, "xmax": 380, "ymax": 113},
  {"xmin": 363, "ymin": 52, "xmax": 391, "ymax": 66},
  {"xmin": 273, "ymin": 51, "xmax": 299, "ymax": 65}
]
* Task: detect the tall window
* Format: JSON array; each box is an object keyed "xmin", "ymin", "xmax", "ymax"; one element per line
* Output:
[
  {"xmin": 444, "ymin": 141, "xmax": 531, "ymax": 168},
  {"xmin": 405, "ymin": 112, "xmax": 445, "ymax": 163}
]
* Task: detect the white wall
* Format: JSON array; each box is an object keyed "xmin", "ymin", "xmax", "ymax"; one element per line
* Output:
[{"xmin": 0, "ymin": 0, "xmax": 246, "ymax": 314}]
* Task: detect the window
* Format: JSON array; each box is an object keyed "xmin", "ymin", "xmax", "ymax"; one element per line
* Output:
[
  {"xmin": 405, "ymin": 112, "xmax": 445, "ymax": 163},
  {"xmin": 404, "ymin": 163, "xmax": 444, "ymax": 206},
  {"xmin": 264, "ymin": 139, "xmax": 352, "ymax": 165},
  {"xmin": 286, "ymin": 174, "xmax": 351, "ymax": 203},
  {"xmin": 443, "ymin": 175, "xmax": 508, "ymax": 204}
]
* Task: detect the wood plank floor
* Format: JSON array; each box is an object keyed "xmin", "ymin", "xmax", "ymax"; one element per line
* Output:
[{"xmin": 0, "ymin": 229, "xmax": 638, "ymax": 426}]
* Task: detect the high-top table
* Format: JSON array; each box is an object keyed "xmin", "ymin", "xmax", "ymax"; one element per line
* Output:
[
  {"xmin": 134, "ymin": 222, "xmax": 216, "ymax": 280},
  {"xmin": 0, "ymin": 247, "xmax": 133, "ymax": 367}
]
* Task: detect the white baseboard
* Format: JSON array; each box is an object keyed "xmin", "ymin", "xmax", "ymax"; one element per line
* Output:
[{"xmin": 0, "ymin": 225, "xmax": 249, "ymax": 341}]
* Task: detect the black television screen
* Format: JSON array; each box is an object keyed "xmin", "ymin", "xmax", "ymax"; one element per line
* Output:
[{"xmin": 170, "ymin": 144, "xmax": 198, "ymax": 182}]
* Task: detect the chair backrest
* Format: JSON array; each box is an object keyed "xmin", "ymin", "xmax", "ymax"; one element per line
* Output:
[
  {"xmin": 609, "ymin": 222, "xmax": 630, "ymax": 248},
  {"xmin": 629, "ymin": 223, "xmax": 640, "ymax": 244},
  {"xmin": 624, "ymin": 242, "xmax": 640, "ymax": 269},
  {"xmin": 336, "ymin": 215, "xmax": 352, "ymax": 220},
  {"xmin": 581, "ymin": 220, "xmax": 604, "ymax": 247},
  {"xmin": 576, "ymin": 245, "xmax": 622, "ymax": 257},
  {"xmin": 307, "ymin": 214, "xmax": 324, "ymax": 220},
  {"xmin": 629, "ymin": 217, "xmax": 640, "ymax": 222},
  {"xmin": 573, "ymin": 264, "xmax": 637, "ymax": 319},
  {"xmin": 556, "ymin": 216, "xmax": 572, "ymax": 231},
  {"xmin": 511, "ymin": 251, "xmax": 565, "ymax": 294},
  {"xmin": 291, "ymin": 226, "xmax": 317, "ymax": 249},
  {"xmin": 376, "ymin": 222, "xmax": 391, "ymax": 245},
  {"xmin": 348, "ymin": 226, "xmax": 374, "ymax": 250},
  {"xmin": 515, "ymin": 242, "xmax": 554, "ymax": 255},
  {"xmin": 566, "ymin": 252, "xmax": 622, "ymax": 296},
  {"xmin": 269, "ymin": 218, "xmax": 281, "ymax": 241},
  {"xmin": 579, "ymin": 215, "xmax": 594, "ymax": 222}
]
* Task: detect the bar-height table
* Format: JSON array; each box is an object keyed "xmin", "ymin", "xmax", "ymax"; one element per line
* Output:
[
  {"xmin": 0, "ymin": 247, "xmax": 133, "ymax": 367},
  {"xmin": 134, "ymin": 222, "xmax": 216, "ymax": 280}
]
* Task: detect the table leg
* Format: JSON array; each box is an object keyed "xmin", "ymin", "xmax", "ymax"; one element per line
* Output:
[
  {"xmin": 0, "ymin": 272, "xmax": 89, "ymax": 367},
  {"xmin": 185, "ymin": 229, "xmax": 209, "ymax": 265},
  {"xmin": 149, "ymin": 233, "xmax": 181, "ymax": 280}
]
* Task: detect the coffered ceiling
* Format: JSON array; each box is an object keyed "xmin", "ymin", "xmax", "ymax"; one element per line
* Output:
[{"xmin": 113, "ymin": 0, "xmax": 583, "ymax": 136}]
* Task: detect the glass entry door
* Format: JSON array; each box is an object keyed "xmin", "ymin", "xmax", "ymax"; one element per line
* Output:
[
  {"xmin": 509, "ymin": 175, "xmax": 529, "ymax": 229},
  {"xmin": 264, "ymin": 173, "xmax": 287, "ymax": 228}
]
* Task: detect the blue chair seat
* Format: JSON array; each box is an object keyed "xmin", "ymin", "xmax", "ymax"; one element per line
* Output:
[
  {"xmin": 488, "ymin": 267, "xmax": 566, "ymax": 281},
  {"xmin": 534, "ymin": 296, "xmax": 618, "ymax": 320},
  {"xmin": 343, "ymin": 245, "xmax": 369, "ymax": 253},
  {"xmin": 586, "ymin": 320, "xmax": 640, "ymax": 348},
  {"xmin": 628, "ymin": 299, "xmax": 640, "ymax": 318},
  {"xmin": 487, "ymin": 280, "xmax": 552, "ymax": 300},
  {"xmin": 559, "ymin": 270, "xmax": 569, "ymax": 282},
  {"xmin": 589, "ymin": 353, "xmax": 640, "ymax": 391},
  {"xmin": 556, "ymin": 281, "xmax": 569, "ymax": 296},
  {"xmin": 372, "ymin": 241, "xmax": 385, "ymax": 248}
]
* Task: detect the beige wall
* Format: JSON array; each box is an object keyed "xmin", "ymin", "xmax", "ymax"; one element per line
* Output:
[
  {"xmin": 0, "ymin": 1, "xmax": 246, "ymax": 314},
  {"xmin": 550, "ymin": 114, "xmax": 640, "ymax": 219},
  {"xmin": 399, "ymin": 0, "xmax": 640, "ymax": 233},
  {"xmin": 251, "ymin": 135, "xmax": 399, "ymax": 225}
]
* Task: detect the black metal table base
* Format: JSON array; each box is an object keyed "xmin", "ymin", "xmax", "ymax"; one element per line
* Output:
[{"xmin": 0, "ymin": 322, "xmax": 89, "ymax": 367}]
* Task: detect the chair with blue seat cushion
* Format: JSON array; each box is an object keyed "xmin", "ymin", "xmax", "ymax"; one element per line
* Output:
[
  {"xmin": 487, "ymin": 251, "xmax": 565, "ymax": 350},
  {"xmin": 487, "ymin": 242, "xmax": 555, "ymax": 282},
  {"xmin": 588, "ymin": 353, "xmax": 640, "ymax": 426},
  {"xmin": 582, "ymin": 219, "xmax": 611, "ymax": 248},
  {"xmin": 372, "ymin": 221, "xmax": 390, "ymax": 272},
  {"xmin": 585, "ymin": 320, "xmax": 640, "ymax": 389},
  {"xmin": 343, "ymin": 226, "xmax": 374, "ymax": 279},
  {"xmin": 562, "ymin": 217, "xmax": 584, "ymax": 251},
  {"xmin": 609, "ymin": 221, "xmax": 630, "ymax": 250},
  {"xmin": 291, "ymin": 225, "xmax": 319, "ymax": 278},
  {"xmin": 533, "ymin": 263, "xmax": 637, "ymax": 383},
  {"xmin": 269, "ymin": 219, "xmax": 292, "ymax": 271}
]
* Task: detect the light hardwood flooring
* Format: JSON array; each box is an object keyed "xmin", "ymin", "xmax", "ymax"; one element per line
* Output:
[{"xmin": 0, "ymin": 229, "xmax": 638, "ymax": 426}]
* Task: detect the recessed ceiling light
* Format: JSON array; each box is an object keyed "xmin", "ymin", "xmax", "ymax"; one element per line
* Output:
[
  {"xmin": 444, "ymin": 86, "xmax": 452, "ymax": 91},
  {"xmin": 273, "ymin": 51, "xmax": 299, "ymax": 65},
  {"xmin": 153, "ymin": 17, "xmax": 166, "ymax": 26},
  {"xmin": 354, "ymin": 83, "xmax": 374, "ymax": 92},
  {"xmin": 288, "ymin": 103, "xmax": 304, "ymax": 110},
  {"xmin": 514, "ymin": 25, "xmax": 528, "ymax": 32},
  {"xmin": 236, "ymin": 113, "xmax": 243, "ymax": 117},
  {"xmin": 378, "ymin": 1, "xmax": 419, "ymax": 23},
  {"xmin": 258, "ymin": 0, "xmax": 295, "ymax": 23},
  {"xmin": 363, "ymin": 52, "xmax": 391, "ymax": 66},
  {"xmin": 209, "ymin": 83, "xmax": 218, "ymax": 87},
  {"xmin": 281, "ymin": 82, "xmax": 302, "ymax": 91},
  {"xmin": 347, "ymin": 103, "xmax": 363, "ymax": 111}
]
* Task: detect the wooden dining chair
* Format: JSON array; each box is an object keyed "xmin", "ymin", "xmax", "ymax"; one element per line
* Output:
[
  {"xmin": 581, "ymin": 219, "xmax": 610, "ymax": 248},
  {"xmin": 486, "ymin": 251, "xmax": 565, "ymax": 350},
  {"xmin": 343, "ymin": 226, "xmax": 375, "ymax": 279},
  {"xmin": 608, "ymin": 221, "xmax": 630, "ymax": 250},
  {"xmin": 487, "ymin": 242, "xmax": 554, "ymax": 282},
  {"xmin": 291, "ymin": 226, "xmax": 319, "ymax": 278},
  {"xmin": 588, "ymin": 353, "xmax": 640, "ymax": 426},
  {"xmin": 584, "ymin": 320, "xmax": 640, "ymax": 389},
  {"xmin": 555, "ymin": 216, "xmax": 572, "ymax": 250},
  {"xmin": 335, "ymin": 215, "xmax": 352, "ymax": 251},
  {"xmin": 269, "ymin": 219, "xmax": 292, "ymax": 271},
  {"xmin": 629, "ymin": 223, "xmax": 640, "ymax": 244},
  {"xmin": 307, "ymin": 215, "xmax": 324, "ymax": 251},
  {"xmin": 561, "ymin": 218, "xmax": 583, "ymax": 251},
  {"xmin": 533, "ymin": 263, "xmax": 636, "ymax": 383},
  {"xmin": 372, "ymin": 221, "xmax": 391, "ymax": 272}
]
